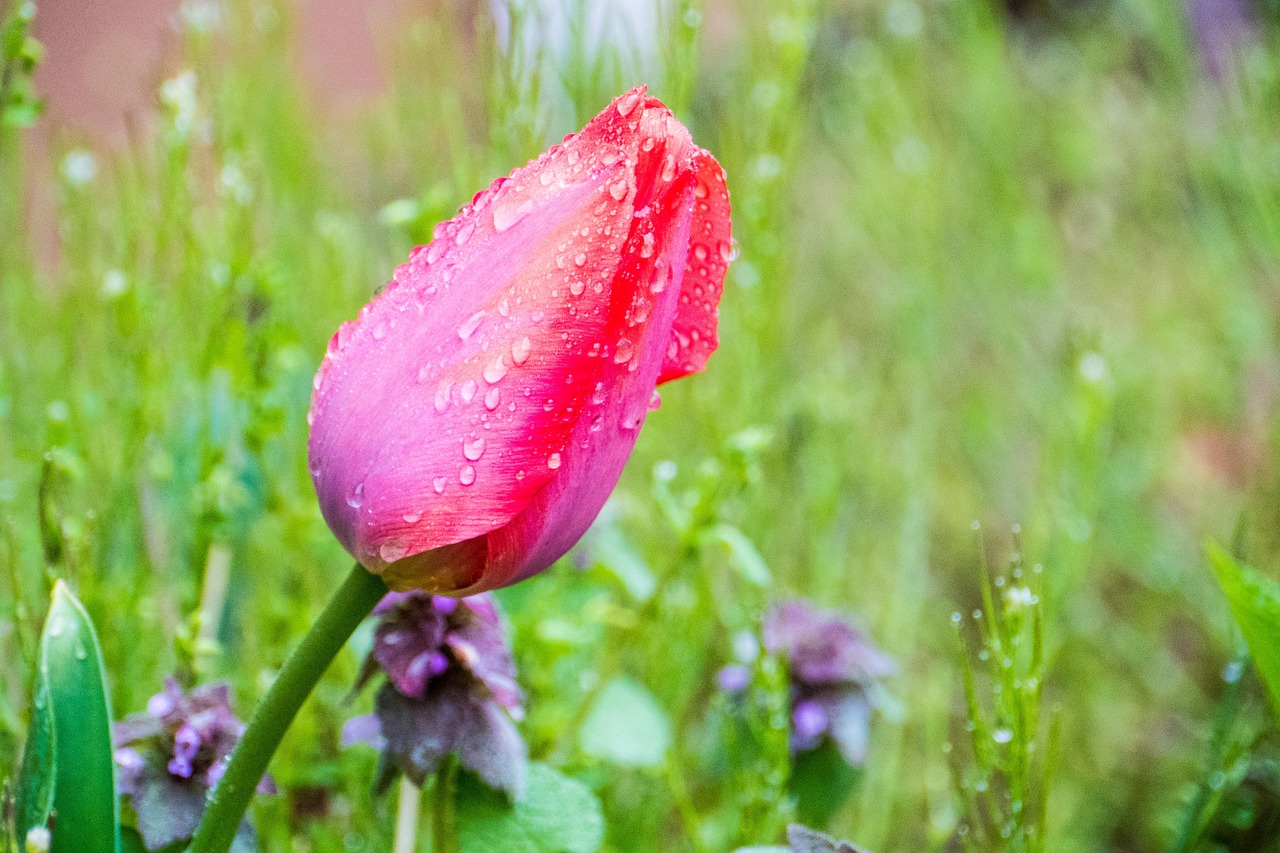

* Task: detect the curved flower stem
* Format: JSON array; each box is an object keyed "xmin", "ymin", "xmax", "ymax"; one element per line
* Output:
[
  {"xmin": 189, "ymin": 563, "xmax": 388, "ymax": 853},
  {"xmin": 433, "ymin": 754, "xmax": 459, "ymax": 853}
]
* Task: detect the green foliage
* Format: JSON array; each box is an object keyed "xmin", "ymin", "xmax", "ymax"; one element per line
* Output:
[
  {"xmin": 2, "ymin": 0, "xmax": 1280, "ymax": 849},
  {"xmin": 456, "ymin": 762, "xmax": 604, "ymax": 853},
  {"xmin": 579, "ymin": 677, "xmax": 673, "ymax": 769},
  {"xmin": 14, "ymin": 582, "xmax": 119, "ymax": 853},
  {"xmin": 0, "ymin": 0, "xmax": 43, "ymax": 129},
  {"xmin": 1209, "ymin": 545, "xmax": 1280, "ymax": 715}
]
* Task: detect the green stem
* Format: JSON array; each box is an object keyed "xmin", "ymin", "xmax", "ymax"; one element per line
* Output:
[
  {"xmin": 433, "ymin": 754, "xmax": 459, "ymax": 853},
  {"xmin": 188, "ymin": 563, "xmax": 387, "ymax": 853}
]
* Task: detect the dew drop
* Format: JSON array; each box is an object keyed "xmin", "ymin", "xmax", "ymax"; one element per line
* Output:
[
  {"xmin": 591, "ymin": 382, "xmax": 607, "ymax": 405},
  {"xmin": 569, "ymin": 279, "xmax": 586, "ymax": 296},
  {"xmin": 484, "ymin": 386, "xmax": 501, "ymax": 410},
  {"xmin": 493, "ymin": 195, "xmax": 534, "ymax": 232},
  {"xmin": 661, "ymin": 156, "xmax": 677, "ymax": 182},
  {"xmin": 434, "ymin": 380, "xmax": 452, "ymax": 412},
  {"xmin": 609, "ymin": 179, "xmax": 628, "ymax": 201},
  {"xmin": 547, "ymin": 453, "xmax": 562, "ymax": 470},
  {"xmin": 694, "ymin": 180, "xmax": 709, "ymax": 199},
  {"xmin": 574, "ymin": 252, "xmax": 587, "ymax": 267},
  {"xmin": 403, "ymin": 511, "xmax": 422, "ymax": 523},
  {"xmin": 380, "ymin": 539, "xmax": 408, "ymax": 562},
  {"xmin": 454, "ymin": 221, "xmax": 475, "ymax": 245},
  {"xmin": 512, "ymin": 336, "xmax": 532, "ymax": 365},
  {"xmin": 483, "ymin": 356, "xmax": 508, "ymax": 384},
  {"xmin": 613, "ymin": 338, "xmax": 635, "ymax": 364},
  {"xmin": 648, "ymin": 389, "xmax": 661, "ymax": 411},
  {"xmin": 458, "ymin": 311, "xmax": 485, "ymax": 339},
  {"xmin": 464, "ymin": 437, "xmax": 486, "ymax": 461},
  {"xmin": 372, "ymin": 321, "xmax": 387, "ymax": 340},
  {"xmin": 460, "ymin": 379, "xmax": 477, "ymax": 402},
  {"xmin": 347, "ymin": 482, "xmax": 364, "ymax": 509},
  {"xmin": 720, "ymin": 238, "xmax": 740, "ymax": 263},
  {"xmin": 433, "ymin": 476, "xmax": 447, "ymax": 494},
  {"xmin": 640, "ymin": 233, "xmax": 655, "ymax": 258},
  {"xmin": 459, "ymin": 464, "xmax": 477, "ymax": 485},
  {"xmin": 616, "ymin": 89, "xmax": 642, "ymax": 117},
  {"xmin": 693, "ymin": 244, "xmax": 708, "ymax": 261}
]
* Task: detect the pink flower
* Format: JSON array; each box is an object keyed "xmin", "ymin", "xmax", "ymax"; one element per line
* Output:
[{"xmin": 308, "ymin": 86, "xmax": 732, "ymax": 595}]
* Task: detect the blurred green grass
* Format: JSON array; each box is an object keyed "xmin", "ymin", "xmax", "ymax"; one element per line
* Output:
[{"xmin": 3, "ymin": 0, "xmax": 1280, "ymax": 850}]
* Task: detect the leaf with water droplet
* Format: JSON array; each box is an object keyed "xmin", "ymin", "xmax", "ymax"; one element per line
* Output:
[
  {"xmin": 21, "ymin": 581, "xmax": 121, "ymax": 853},
  {"xmin": 1209, "ymin": 543, "xmax": 1280, "ymax": 716}
]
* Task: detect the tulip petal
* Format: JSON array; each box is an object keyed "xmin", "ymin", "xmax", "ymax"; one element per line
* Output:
[{"xmin": 659, "ymin": 148, "xmax": 731, "ymax": 384}]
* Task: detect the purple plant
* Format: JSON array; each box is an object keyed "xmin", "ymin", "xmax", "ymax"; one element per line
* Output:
[
  {"xmin": 114, "ymin": 679, "xmax": 270, "ymax": 852},
  {"xmin": 343, "ymin": 591, "xmax": 527, "ymax": 798},
  {"xmin": 1185, "ymin": 0, "xmax": 1257, "ymax": 84},
  {"xmin": 720, "ymin": 600, "xmax": 894, "ymax": 767}
]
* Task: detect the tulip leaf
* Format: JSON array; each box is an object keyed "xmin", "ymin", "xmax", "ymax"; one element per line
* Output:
[
  {"xmin": 456, "ymin": 762, "xmax": 603, "ymax": 853},
  {"xmin": 14, "ymin": 680, "xmax": 55, "ymax": 852},
  {"xmin": 1208, "ymin": 543, "xmax": 1280, "ymax": 714},
  {"xmin": 36, "ymin": 581, "xmax": 121, "ymax": 853},
  {"xmin": 578, "ymin": 676, "xmax": 671, "ymax": 769}
]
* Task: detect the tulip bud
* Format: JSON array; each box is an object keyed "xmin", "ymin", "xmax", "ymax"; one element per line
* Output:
[{"xmin": 308, "ymin": 86, "xmax": 732, "ymax": 595}]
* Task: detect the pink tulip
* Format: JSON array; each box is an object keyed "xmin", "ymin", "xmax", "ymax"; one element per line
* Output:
[{"xmin": 307, "ymin": 86, "xmax": 732, "ymax": 595}]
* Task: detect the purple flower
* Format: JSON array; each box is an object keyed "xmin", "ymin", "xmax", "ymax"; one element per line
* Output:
[
  {"xmin": 763, "ymin": 599, "xmax": 894, "ymax": 767},
  {"xmin": 344, "ymin": 591, "xmax": 527, "ymax": 798},
  {"xmin": 1185, "ymin": 0, "xmax": 1256, "ymax": 85},
  {"xmin": 113, "ymin": 679, "xmax": 270, "ymax": 852}
]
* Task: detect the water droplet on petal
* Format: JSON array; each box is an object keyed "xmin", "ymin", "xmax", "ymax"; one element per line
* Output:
[
  {"xmin": 609, "ymin": 179, "xmax": 628, "ymax": 201},
  {"xmin": 380, "ymin": 539, "xmax": 408, "ymax": 562},
  {"xmin": 591, "ymin": 382, "xmax": 607, "ymax": 405},
  {"xmin": 433, "ymin": 476, "xmax": 447, "ymax": 494},
  {"xmin": 512, "ymin": 337, "xmax": 532, "ymax": 365},
  {"xmin": 574, "ymin": 252, "xmax": 587, "ymax": 267},
  {"xmin": 661, "ymin": 156, "xmax": 677, "ymax": 182},
  {"xmin": 459, "ymin": 464, "xmax": 477, "ymax": 485},
  {"xmin": 347, "ymin": 482, "xmax": 364, "ymax": 509},
  {"xmin": 435, "ymin": 380, "xmax": 452, "ymax": 412},
  {"xmin": 493, "ymin": 195, "xmax": 534, "ymax": 232},
  {"xmin": 721, "ymin": 238, "xmax": 741, "ymax": 263},
  {"xmin": 484, "ymin": 386, "xmax": 501, "ymax": 410},
  {"xmin": 483, "ymin": 356, "xmax": 508, "ymax": 384},
  {"xmin": 464, "ymin": 437, "xmax": 486, "ymax": 461},
  {"xmin": 458, "ymin": 311, "xmax": 485, "ymax": 339},
  {"xmin": 454, "ymin": 221, "xmax": 475, "ymax": 245},
  {"xmin": 640, "ymin": 233, "xmax": 655, "ymax": 258},
  {"xmin": 648, "ymin": 389, "xmax": 662, "ymax": 411},
  {"xmin": 403, "ymin": 511, "xmax": 422, "ymax": 523},
  {"xmin": 460, "ymin": 380, "xmax": 477, "ymax": 402},
  {"xmin": 372, "ymin": 321, "xmax": 387, "ymax": 340},
  {"xmin": 693, "ymin": 244, "xmax": 708, "ymax": 261},
  {"xmin": 614, "ymin": 338, "xmax": 634, "ymax": 364},
  {"xmin": 569, "ymin": 279, "xmax": 586, "ymax": 296},
  {"xmin": 547, "ymin": 453, "xmax": 562, "ymax": 470},
  {"xmin": 616, "ymin": 89, "xmax": 642, "ymax": 117}
]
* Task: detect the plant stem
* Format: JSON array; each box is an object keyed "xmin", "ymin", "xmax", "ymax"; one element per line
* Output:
[
  {"xmin": 433, "ymin": 754, "xmax": 459, "ymax": 853},
  {"xmin": 393, "ymin": 777, "xmax": 422, "ymax": 853},
  {"xmin": 188, "ymin": 563, "xmax": 387, "ymax": 853}
]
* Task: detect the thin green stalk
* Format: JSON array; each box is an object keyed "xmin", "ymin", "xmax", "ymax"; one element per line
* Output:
[
  {"xmin": 188, "ymin": 563, "xmax": 387, "ymax": 853},
  {"xmin": 393, "ymin": 777, "xmax": 422, "ymax": 853},
  {"xmin": 433, "ymin": 754, "xmax": 459, "ymax": 853}
]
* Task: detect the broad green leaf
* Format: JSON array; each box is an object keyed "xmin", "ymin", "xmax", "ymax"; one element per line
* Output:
[
  {"xmin": 457, "ymin": 762, "xmax": 603, "ymax": 853},
  {"xmin": 14, "ymin": 680, "xmax": 54, "ymax": 852},
  {"xmin": 41, "ymin": 581, "xmax": 120, "ymax": 853},
  {"xmin": 578, "ymin": 676, "xmax": 671, "ymax": 769},
  {"xmin": 1208, "ymin": 544, "xmax": 1280, "ymax": 713}
]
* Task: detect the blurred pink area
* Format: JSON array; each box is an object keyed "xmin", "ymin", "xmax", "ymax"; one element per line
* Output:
[
  {"xmin": 30, "ymin": 0, "xmax": 395, "ymax": 144},
  {"xmin": 23, "ymin": 0, "xmax": 404, "ymax": 266}
]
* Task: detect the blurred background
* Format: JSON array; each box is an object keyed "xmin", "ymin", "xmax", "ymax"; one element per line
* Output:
[{"xmin": 3, "ymin": 0, "xmax": 1280, "ymax": 850}]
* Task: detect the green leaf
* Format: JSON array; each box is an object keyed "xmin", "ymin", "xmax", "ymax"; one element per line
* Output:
[
  {"xmin": 40, "ymin": 581, "xmax": 121, "ymax": 853},
  {"xmin": 702, "ymin": 524, "xmax": 771, "ymax": 587},
  {"xmin": 1208, "ymin": 543, "xmax": 1280, "ymax": 713},
  {"xmin": 456, "ymin": 762, "xmax": 604, "ymax": 853},
  {"xmin": 14, "ymin": 680, "xmax": 55, "ymax": 852},
  {"xmin": 578, "ymin": 676, "xmax": 671, "ymax": 769}
]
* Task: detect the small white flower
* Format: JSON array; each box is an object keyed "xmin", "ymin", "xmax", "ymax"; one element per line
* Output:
[
  {"xmin": 161, "ymin": 70, "xmax": 199, "ymax": 138},
  {"xmin": 1005, "ymin": 586, "xmax": 1036, "ymax": 609},
  {"xmin": 102, "ymin": 268, "xmax": 129, "ymax": 298},
  {"xmin": 25, "ymin": 827, "xmax": 51, "ymax": 853},
  {"xmin": 61, "ymin": 149, "xmax": 98, "ymax": 186}
]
